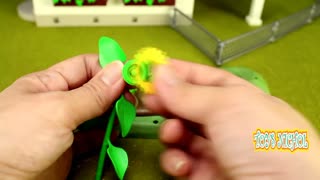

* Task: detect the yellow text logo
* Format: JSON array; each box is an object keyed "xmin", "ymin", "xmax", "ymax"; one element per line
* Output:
[{"xmin": 253, "ymin": 129, "xmax": 309, "ymax": 152}]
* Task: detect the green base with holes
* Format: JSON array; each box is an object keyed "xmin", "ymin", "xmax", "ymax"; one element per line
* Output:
[
  {"xmin": 76, "ymin": 115, "xmax": 165, "ymax": 139},
  {"xmin": 126, "ymin": 116, "xmax": 165, "ymax": 139}
]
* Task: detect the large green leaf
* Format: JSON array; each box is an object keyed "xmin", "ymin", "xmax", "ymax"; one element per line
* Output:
[
  {"xmin": 116, "ymin": 95, "xmax": 136, "ymax": 137},
  {"xmin": 99, "ymin": 37, "xmax": 127, "ymax": 67}
]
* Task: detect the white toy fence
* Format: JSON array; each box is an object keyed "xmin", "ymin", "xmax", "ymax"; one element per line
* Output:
[{"xmin": 171, "ymin": 1, "xmax": 320, "ymax": 65}]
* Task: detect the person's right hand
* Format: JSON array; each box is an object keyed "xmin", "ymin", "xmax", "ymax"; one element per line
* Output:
[{"xmin": 143, "ymin": 60, "xmax": 320, "ymax": 180}]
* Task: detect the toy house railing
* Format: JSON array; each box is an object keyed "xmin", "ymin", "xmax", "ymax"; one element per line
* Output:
[{"xmin": 171, "ymin": 1, "xmax": 320, "ymax": 65}]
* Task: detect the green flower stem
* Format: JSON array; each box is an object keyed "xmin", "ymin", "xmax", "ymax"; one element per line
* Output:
[{"xmin": 96, "ymin": 107, "xmax": 116, "ymax": 180}]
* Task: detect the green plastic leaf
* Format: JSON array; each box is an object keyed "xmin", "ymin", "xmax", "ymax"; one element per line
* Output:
[
  {"xmin": 107, "ymin": 144, "xmax": 128, "ymax": 180},
  {"xmin": 223, "ymin": 66, "xmax": 271, "ymax": 94},
  {"xmin": 99, "ymin": 37, "xmax": 127, "ymax": 68},
  {"xmin": 116, "ymin": 95, "xmax": 136, "ymax": 137},
  {"xmin": 75, "ymin": 0, "xmax": 84, "ymax": 6},
  {"xmin": 146, "ymin": 0, "xmax": 154, "ymax": 5}
]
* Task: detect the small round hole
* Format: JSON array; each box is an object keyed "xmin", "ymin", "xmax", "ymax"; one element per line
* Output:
[
  {"xmin": 132, "ymin": 17, "xmax": 138, "ymax": 23},
  {"xmin": 93, "ymin": 17, "xmax": 99, "ymax": 23},
  {"xmin": 153, "ymin": 120, "xmax": 159, "ymax": 124},
  {"xmin": 53, "ymin": 17, "xmax": 59, "ymax": 24}
]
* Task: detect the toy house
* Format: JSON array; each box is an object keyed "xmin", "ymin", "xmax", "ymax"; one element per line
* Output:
[
  {"xmin": 25, "ymin": 0, "xmax": 266, "ymax": 27},
  {"xmin": 18, "ymin": 0, "xmax": 319, "ymax": 66},
  {"xmin": 32, "ymin": 0, "xmax": 195, "ymax": 26}
]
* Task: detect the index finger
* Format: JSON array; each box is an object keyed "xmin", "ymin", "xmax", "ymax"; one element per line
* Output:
[
  {"xmin": 169, "ymin": 59, "xmax": 249, "ymax": 86},
  {"xmin": 141, "ymin": 59, "xmax": 253, "ymax": 115}
]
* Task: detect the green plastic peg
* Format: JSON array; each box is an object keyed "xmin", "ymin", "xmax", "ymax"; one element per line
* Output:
[{"xmin": 122, "ymin": 59, "xmax": 150, "ymax": 86}]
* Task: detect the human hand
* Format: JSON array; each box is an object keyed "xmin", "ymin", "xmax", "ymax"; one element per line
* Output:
[
  {"xmin": 143, "ymin": 60, "xmax": 320, "ymax": 180},
  {"xmin": 0, "ymin": 55, "xmax": 124, "ymax": 179}
]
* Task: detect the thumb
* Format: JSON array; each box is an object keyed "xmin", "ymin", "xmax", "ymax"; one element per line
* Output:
[
  {"xmin": 153, "ymin": 65, "xmax": 222, "ymax": 125},
  {"xmin": 63, "ymin": 61, "xmax": 125, "ymax": 128}
]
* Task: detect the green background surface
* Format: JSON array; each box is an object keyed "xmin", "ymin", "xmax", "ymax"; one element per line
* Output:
[{"xmin": 0, "ymin": 0, "xmax": 319, "ymax": 179}]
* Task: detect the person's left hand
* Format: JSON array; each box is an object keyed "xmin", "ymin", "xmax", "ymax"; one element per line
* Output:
[{"xmin": 0, "ymin": 55, "xmax": 124, "ymax": 179}]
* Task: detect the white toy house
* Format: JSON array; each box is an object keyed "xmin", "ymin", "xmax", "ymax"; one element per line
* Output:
[
  {"xmin": 18, "ymin": 0, "xmax": 265, "ymax": 27},
  {"xmin": 32, "ymin": 0, "xmax": 195, "ymax": 27}
]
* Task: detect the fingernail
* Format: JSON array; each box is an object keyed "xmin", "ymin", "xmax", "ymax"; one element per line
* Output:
[
  {"xmin": 154, "ymin": 65, "xmax": 178, "ymax": 86},
  {"xmin": 101, "ymin": 61, "xmax": 123, "ymax": 86},
  {"xmin": 175, "ymin": 159, "xmax": 186, "ymax": 172}
]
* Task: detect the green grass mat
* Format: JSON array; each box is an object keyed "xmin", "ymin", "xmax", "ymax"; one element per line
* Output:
[{"xmin": 0, "ymin": 0, "xmax": 319, "ymax": 179}]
